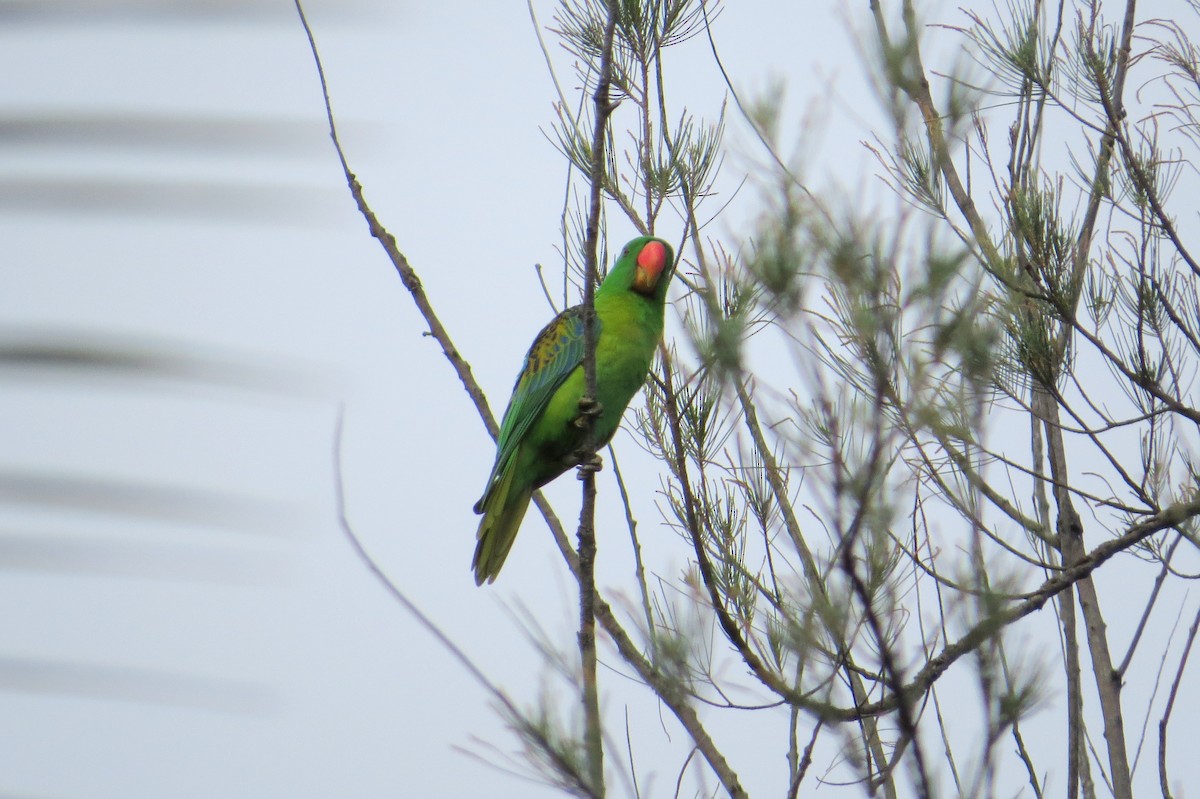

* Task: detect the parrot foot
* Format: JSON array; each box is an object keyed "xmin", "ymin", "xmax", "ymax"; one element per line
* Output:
[
  {"xmin": 574, "ymin": 396, "xmax": 603, "ymax": 428},
  {"xmin": 576, "ymin": 451, "xmax": 603, "ymax": 478}
]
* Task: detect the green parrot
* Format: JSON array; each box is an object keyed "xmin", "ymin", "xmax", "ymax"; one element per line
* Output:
[{"xmin": 472, "ymin": 236, "xmax": 676, "ymax": 585}]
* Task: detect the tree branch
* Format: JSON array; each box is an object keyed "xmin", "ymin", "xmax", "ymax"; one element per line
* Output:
[{"xmin": 574, "ymin": 2, "xmax": 620, "ymax": 794}]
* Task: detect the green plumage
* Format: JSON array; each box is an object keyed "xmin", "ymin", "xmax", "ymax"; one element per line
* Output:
[{"xmin": 473, "ymin": 236, "xmax": 675, "ymax": 585}]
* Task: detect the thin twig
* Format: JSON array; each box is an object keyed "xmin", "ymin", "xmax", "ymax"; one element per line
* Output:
[
  {"xmin": 329, "ymin": 407, "xmax": 591, "ymax": 794},
  {"xmin": 1157, "ymin": 602, "xmax": 1200, "ymax": 799}
]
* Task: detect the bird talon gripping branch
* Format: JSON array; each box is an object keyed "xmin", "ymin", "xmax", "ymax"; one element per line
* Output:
[
  {"xmin": 574, "ymin": 397, "xmax": 603, "ymax": 428},
  {"xmin": 471, "ymin": 236, "xmax": 675, "ymax": 585},
  {"xmin": 576, "ymin": 452, "xmax": 604, "ymax": 479}
]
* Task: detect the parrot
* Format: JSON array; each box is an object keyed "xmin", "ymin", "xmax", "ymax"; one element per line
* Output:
[{"xmin": 472, "ymin": 236, "xmax": 676, "ymax": 585}]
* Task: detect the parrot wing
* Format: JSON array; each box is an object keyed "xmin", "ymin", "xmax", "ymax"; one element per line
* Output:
[{"xmin": 474, "ymin": 304, "xmax": 597, "ymax": 511}]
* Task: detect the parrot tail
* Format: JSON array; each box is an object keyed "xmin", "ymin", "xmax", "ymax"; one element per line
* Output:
[{"xmin": 472, "ymin": 464, "xmax": 533, "ymax": 585}]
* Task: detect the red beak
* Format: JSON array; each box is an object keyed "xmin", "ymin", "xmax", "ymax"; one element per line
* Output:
[{"xmin": 633, "ymin": 240, "xmax": 668, "ymax": 293}]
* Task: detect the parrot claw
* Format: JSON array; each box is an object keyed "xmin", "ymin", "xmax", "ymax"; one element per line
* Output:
[
  {"xmin": 574, "ymin": 397, "xmax": 603, "ymax": 428},
  {"xmin": 576, "ymin": 451, "xmax": 603, "ymax": 478}
]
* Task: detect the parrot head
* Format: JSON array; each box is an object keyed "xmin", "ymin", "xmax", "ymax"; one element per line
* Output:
[{"xmin": 602, "ymin": 236, "xmax": 675, "ymax": 300}]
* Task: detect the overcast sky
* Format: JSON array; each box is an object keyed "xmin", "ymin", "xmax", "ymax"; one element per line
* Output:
[{"xmin": 1, "ymin": 1, "xmax": 1196, "ymax": 797}]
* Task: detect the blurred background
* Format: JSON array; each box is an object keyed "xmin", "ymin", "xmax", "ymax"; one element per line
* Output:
[{"xmin": 4, "ymin": 1, "xmax": 1111, "ymax": 797}]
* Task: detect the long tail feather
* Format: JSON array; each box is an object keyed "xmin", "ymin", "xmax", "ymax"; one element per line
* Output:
[{"xmin": 472, "ymin": 464, "xmax": 533, "ymax": 585}]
